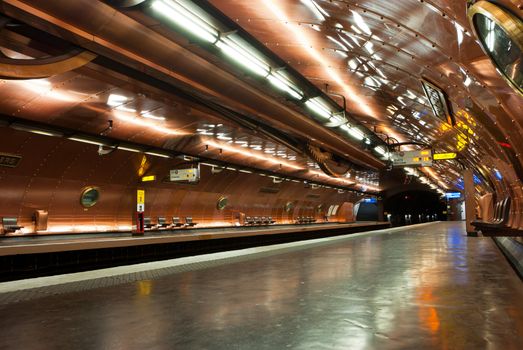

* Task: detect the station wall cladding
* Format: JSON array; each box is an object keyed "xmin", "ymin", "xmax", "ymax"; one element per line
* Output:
[{"xmin": 0, "ymin": 127, "xmax": 357, "ymax": 234}]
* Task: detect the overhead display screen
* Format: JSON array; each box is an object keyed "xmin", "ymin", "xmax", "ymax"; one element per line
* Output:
[{"xmin": 445, "ymin": 192, "xmax": 461, "ymax": 199}]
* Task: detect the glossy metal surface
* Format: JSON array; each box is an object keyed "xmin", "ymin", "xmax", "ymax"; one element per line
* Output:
[{"xmin": 0, "ymin": 221, "xmax": 522, "ymax": 349}]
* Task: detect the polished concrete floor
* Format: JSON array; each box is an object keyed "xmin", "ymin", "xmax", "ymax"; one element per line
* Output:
[{"xmin": 0, "ymin": 221, "xmax": 522, "ymax": 349}]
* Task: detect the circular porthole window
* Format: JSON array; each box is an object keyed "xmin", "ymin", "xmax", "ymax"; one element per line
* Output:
[
  {"xmin": 217, "ymin": 196, "xmax": 228, "ymax": 210},
  {"xmin": 284, "ymin": 201, "xmax": 294, "ymax": 213},
  {"xmin": 468, "ymin": 1, "xmax": 523, "ymax": 96},
  {"xmin": 80, "ymin": 187, "xmax": 100, "ymax": 208}
]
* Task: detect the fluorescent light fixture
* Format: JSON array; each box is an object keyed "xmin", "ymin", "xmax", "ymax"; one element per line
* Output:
[
  {"xmin": 374, "ymin": 146, "xmax": 387, "ymax": 155},
  {"xmin": 347, "ymin": 126, "xmax": 365, "ymax": 140},
  {"xmin": 351, "ymin": 10, "xmax": 372, "ymax": 36},
  {"xmin": 151, "ymin": 0, "xmax": 218, "ymax": 43},
  {"xmin": 118, "ymin": 144, "xmax": 143, "ymax": 153},
  {"xmin": 216, "ymin": 36, "xmax": 270, "ymax": 77},
  {"xmin": 68, "ymin": 136, "xmax": 106, "ymax": 146},
  {"xmin": 305, "ymin": 97, "xmax": 332, "ymax": 119},
  {"xmin": 267, "ymin": 73, "xmax": 303, "ymax": 99},
  {"xmin": 239, "ymin": 169, "xmax": 253, "ymax": 174},
  {"xmin": 145, "ymin": 151, "xmax": 171, "ymax": 158},
  {"xmin": 10, "ymin": 123, "xmax": 64, "ymax": 137}
]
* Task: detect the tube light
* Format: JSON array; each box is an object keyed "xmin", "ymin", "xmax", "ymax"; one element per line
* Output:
[
  {"xmin": 118, "ymin": 145, "xmax": 143, "ymax": 153},
  {"xmin": 340, "ymin": 124, "xmax": 365, "ymax": 140},
  {"xmin": 145, "ymin": 151, "xmax": 171, "ymax": 158},
  {"xmin": 374, "ymin": 146, "xmax": 387, "ymax": 155},
  {"xmin": 151, "ymin": 0, "xmax": 219, "ymax": 43},
  {"xmin": 267, "ymin": 73, "xmax": 303, "ymax": 100},
  {"xmin": 305, "ymin": 97, "xmax": 332, "ymax": 119},
  {"xmin": 68, "ymin": 136, "xmax": 106, "ymax": 146},
  {"xmin": 215, "ymin": 36, "xmax": 270, "ymax": 77}
]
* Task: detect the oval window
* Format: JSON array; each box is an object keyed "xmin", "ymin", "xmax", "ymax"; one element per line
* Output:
[
  {"xmin": 80, "ymin": 187, "xmax": 100, "ymax": 208},
  {"xmin": 468, "ymin": 1, "xmax": 523, "ymax": 96},
  {"xmin": 217, "ymin": 196, "xmax": 228, "ymax": 210}
]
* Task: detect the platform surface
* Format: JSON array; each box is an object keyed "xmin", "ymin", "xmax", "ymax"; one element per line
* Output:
[{"xmin": 0, "ymin": 221, "xmax": 522, "ymax": 349}]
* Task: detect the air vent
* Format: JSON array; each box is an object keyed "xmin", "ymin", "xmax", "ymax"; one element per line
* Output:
[{"xmin": 259, "ymin": 187, "xmax": 280, "ymax": 194}]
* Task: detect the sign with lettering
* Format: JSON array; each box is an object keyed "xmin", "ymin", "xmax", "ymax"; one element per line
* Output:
[
  {"xmin": 0, "ymin": 153, "xmax": 21, "ymax": 168},
  {"xmin": 170, "ymin": 168, "xmax": 199, "ymax": 182},
  {"xmin": 391, "ymin": 149, "xmax": 433, "ymax": 167},
  {"xmin": 137, "ymin": 189, "xmax": 145, "ymax": 212},
  {"xmin": 433, "ymin": 152, "xmax": 457, "ymax": 160}
]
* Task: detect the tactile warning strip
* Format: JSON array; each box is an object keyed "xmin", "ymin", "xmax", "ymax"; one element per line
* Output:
[{"xmin": 0, "ymin": 223, "xmax": 436, "ymax": 305}]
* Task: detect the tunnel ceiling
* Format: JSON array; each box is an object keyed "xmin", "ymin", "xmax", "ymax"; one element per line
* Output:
[
  {"xmin": 205, "ymin": 0, "xmax": 523, "ymax": 193},
  {"xmin": 0, "ymin": 0, "xmax": 521, "ymax": 196}
]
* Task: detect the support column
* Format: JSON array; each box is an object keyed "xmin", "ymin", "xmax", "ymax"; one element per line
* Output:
[{"xmin": 463, "ymin": 168, "xmax": 476, "ymax": 236}]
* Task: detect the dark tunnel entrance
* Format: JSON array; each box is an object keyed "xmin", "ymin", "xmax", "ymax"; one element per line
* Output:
[{"xmin": 384, "ymin": 190, "xmax": 447, "ymax": 227}]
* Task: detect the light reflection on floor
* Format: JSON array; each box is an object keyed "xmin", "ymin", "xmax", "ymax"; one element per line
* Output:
[{"xmin": 0, "ymin": 221, "xmax": 522, "ymax": 349}]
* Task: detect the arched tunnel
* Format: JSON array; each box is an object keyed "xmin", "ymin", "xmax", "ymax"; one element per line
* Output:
[{"xmin": 0, "ymin": 0, "xmax": 521, "ymax": 348}]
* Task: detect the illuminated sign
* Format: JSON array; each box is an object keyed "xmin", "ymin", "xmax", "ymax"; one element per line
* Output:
[
  {"xmin": 363, "ymin": 197, "xmax": 377, "ymax": 203},
  {"xmin": 0, "ymin": 153, "xmax": 21, "ymax": 168},
  {"xmin": 141, "ymin": 175, "xmax": 156, "ymax": 182},
  {"xmin": 170, "ymin": 168, "xmax": 199, "ymax": 182},
  {"xmin": 433, "ymin": 152, "xmax": 457, "ymax": 160},
  {"xmin": 445, "ymin": 192, "xmax": 461, "ymax": 199},
  {"xmin": 137, "ymin": 189, "xmax": 145, "ymax": 212},
  {"xmin": 391, "ymin": 149, "xmax": 433, "ymax": 167}
]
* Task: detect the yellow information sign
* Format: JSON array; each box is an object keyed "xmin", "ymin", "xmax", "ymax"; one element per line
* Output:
[
  {"xmin": 137, "ymin": 190, "xmax": 145, "ymax": 204},
  {"xmin": 433, "ymin": 152, "xmax": 457, "ymax": 160},
  {"xmin": 141, "ymin": 175, "xmax": 156, "ymax": 182},
  {"xmin": 137, "ymin": 189, "xmax": 145, "ymax": 212}
]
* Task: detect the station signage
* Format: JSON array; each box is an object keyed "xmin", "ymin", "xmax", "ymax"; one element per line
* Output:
[
  {"xmin": 433, "ymin": 152, "xmax": 457, "ymax": 160},
  {"xmin": 0, "ymin": 153, "xmax": 22, "ymax": 168},
  {"xmin": 137, "ymin": 189, "xmax": 145, "ymax": 212},
  {"xmin": 445, "ymin": 192, "xmax": 461, "ymax": 199},
  {"xmin": 391, "ymin": 149, "xmax": 432, "ymax": 167},
  {"xmin": 170, "ymin": 168, "xmax": 199, "ymax": 182}
]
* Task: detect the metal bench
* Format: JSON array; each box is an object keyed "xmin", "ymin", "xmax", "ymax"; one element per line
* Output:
[
  {"xmin": 157, "ymin": 217, "xmax": 169, "ymax": 228},
  {"xmin": 1, "ymin": 217, "xmax": 23, "ymax": 234},
  {"xmin": 471, "ymin": 197, "xmax": 513, "ymax": 236},
  {"xmin": 185, "ymin": 217, "xmax": 197, "ymax": 227},
  {"xmin": 143, "ymin": 217, "xmax": 154, "ymax": 229},
  {"xmin": 172, "ymin": 217, "xmax": 184, "ymax": 227}
]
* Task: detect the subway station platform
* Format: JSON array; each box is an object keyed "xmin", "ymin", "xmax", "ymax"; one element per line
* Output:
[{"xmin": 0, "ymin": 221, "xmax": 522, "ymax": 349}]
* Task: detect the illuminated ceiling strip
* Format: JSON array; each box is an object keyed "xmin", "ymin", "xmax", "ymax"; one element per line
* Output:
[
  {"xmin": 151, "ymin": 0, "xmax": 303, "ymax": 100},
  {"xmin": 206, "ymin": 139, "xmax": 303, "ymax": 170}
]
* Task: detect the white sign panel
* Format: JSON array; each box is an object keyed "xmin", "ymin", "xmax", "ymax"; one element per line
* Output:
[
  {"xmin": 170, "ymin": 168, "xmax": 199, "ymax": 182},
  {"xmin": 391, "ymin": 149, "xmax": 433, "ymax": 167},
  {"xmin": 137, "ymin": 203, "xmax": 145, "ymax": 212}
]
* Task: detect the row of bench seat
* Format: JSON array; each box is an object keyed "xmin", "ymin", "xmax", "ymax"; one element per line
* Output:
[
  {"xmin": 144, "ymin": 216, "xmax": 197, "ymax": 230},
  {"xmin": 471, "ymin": 197, "xmax": 515, "ymax": 236},
  {"xmin": 1, "ymin": 217, "xmax": 23, "ymax": 234},
  {"xmin": 295, "ymin": 217, "xmax": 317, "ymax": 224},
  {"xmin": 245, "ymin": 217, "xmax": 275, "ymax": 225}
]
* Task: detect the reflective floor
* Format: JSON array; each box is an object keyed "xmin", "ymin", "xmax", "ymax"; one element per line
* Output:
[{"xmin": 0, "ymin": 222, "xmax": 522, "ymax": 349}]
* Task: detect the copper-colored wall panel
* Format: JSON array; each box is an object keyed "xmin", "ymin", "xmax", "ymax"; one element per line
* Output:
[{"xmin": 0, "ymin": 127, "xmax": 360, "ymax": 234}]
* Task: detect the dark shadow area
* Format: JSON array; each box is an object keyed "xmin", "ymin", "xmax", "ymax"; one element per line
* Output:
[{"xmin": 384, "ymin": 190, "xmax": 447, "ymax": 227}]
